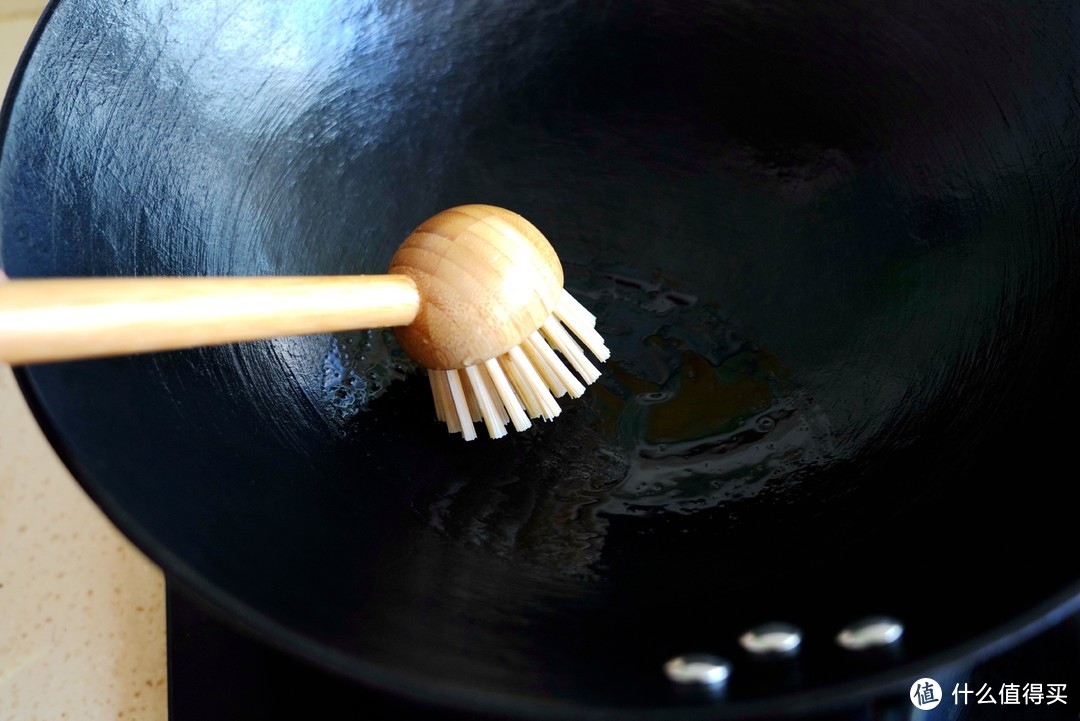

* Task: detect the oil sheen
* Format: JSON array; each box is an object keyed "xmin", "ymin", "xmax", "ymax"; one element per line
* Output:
[
  {"xmin": 322, "ymin": 260, "xmax": 835, "ymax": 576},
  {"xmin": 411, "ymin": 262, "xmax": 837, "ymax": 575},
  {"xmin": 561, "ymin": 261, "xmax": 833, "ymax": 518}
]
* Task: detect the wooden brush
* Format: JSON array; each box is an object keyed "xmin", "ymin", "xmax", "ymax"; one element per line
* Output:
[{"xmin": 0, "ymin": 205, "xmax": 609, "ymax": 440}]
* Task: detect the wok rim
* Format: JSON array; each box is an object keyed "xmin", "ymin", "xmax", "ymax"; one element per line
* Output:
[
  {"xmin": 2, "ymin": 1, "xmax": 1079, "ymax": 717},
  {"xmin": 11, "ymin": 365, "xmax": 1080, "ymax": 720}
]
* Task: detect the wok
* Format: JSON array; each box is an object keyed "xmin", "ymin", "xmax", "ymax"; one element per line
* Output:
[{"xmin": 2, "ymin": 0, "xmax": 1079, "ymax": 717}]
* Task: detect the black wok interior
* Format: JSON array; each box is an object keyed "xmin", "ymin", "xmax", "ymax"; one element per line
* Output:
[{"xmin": 2, "ymin": 0, "xmax": 1079, "ymax": 717}]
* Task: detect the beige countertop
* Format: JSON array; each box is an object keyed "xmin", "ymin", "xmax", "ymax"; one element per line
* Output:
[{"xmin": 0, "ymin": 3, "xmax": 169, "ymax": 720}]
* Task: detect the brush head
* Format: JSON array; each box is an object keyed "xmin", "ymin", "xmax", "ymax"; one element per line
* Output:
[
  {"xmin": 389, "ymin": 205, "xmax": 609, "ymax": 440},
  {"xmin": 389, "ymin": 205, "xmax": 564, "ymax": 371}
]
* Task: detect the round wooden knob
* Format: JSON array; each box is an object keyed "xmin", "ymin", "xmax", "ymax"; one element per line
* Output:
[{"xmin": 388, "ymin": 204, "xmax": 564, "ymax": 370}]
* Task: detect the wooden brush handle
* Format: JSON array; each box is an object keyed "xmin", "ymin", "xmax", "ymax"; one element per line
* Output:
[{"xmin": 0, "ymin": 275, "xmax": 420, "ymax": 365}]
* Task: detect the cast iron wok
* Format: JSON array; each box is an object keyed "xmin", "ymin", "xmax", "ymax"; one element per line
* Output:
[{"xmin": 2, "ymin": 0, "xmax": 1079, "ymax": 717}]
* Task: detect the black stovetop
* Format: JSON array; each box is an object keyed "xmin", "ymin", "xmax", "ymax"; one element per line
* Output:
[{"xmin": 168, "ymin": 583, "xmax": 1079, "ymax": 721}]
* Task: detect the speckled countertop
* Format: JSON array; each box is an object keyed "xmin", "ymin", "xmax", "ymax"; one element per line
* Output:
[{"xmin": 0, "ymin": 3, "xmax": 169, "ymax": 720}]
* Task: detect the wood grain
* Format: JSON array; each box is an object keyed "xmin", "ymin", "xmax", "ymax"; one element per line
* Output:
[
  {"xmin": 389, "ymin": 204, "xmax": 564, "ymax": 369},
  {"xmin": 0, "ymin": 275, "xmax": 419, "ymax": 364}
]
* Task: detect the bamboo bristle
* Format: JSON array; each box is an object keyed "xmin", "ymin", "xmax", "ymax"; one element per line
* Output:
[
  {"xmin": 445, "ymin": 369, "xmax": 477, "ymax": 441},
  {"xmin": 426, "ymin": 291, "xmax": 609, "ymax": 439},
  {"xmin": 429, "ymin": 369, "xmax": 462, "ymax": 434},
  {"xmin": 504, "ymin": 346, "xmax": 561, "ymax": 420},
  {"xmin": 541, "ymin": 316, "xmax": 601, "ymax": 385},
  {"xmin": 484, "ymin": 358, "xmax": 531, "ymax": 432},
  {"xmin": 464, "ymin": 365, "xmax": 507, "ymax": 439},
  {"xmin": 555, "ymin": 290, "xmax": 610, "ymax": 362},
  {"xmin": 526, "ymin": 330, "xmax": 584, "ymax": 398},
  {"xmin": 459, "ymin": 368, "xmax": 482, "ymax": 423},
  {"xmin": 477, "ymin": 361, "xmax": 511, "ymax": 425},
  {"xmin": 428, "ymin": 371, "xmax": 445, "ymax": 422},
  {"xmin": 498, "ymin": 354, "xmax": 540, "ymax": 418},
  {"xmin": 522, "ymin": 333, "xmax": 568, "ymax": 398},
  {"xmin": 556, "ymin": 289, "xmax": 597, "ymax": 326}
]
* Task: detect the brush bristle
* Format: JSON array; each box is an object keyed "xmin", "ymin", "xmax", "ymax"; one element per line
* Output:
[{"xmin": 428, "ymin": 290, "xmax": 609, "ymax": 440}]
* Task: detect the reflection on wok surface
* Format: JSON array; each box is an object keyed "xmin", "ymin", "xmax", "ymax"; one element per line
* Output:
[{"xmin": 2, "ymin": 0, "xmax": 1079, "ymax": 715}]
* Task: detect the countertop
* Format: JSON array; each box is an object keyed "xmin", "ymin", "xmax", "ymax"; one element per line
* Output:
[{"xmin": 0, "ymin": 2, "xmax": 169, "ymax": 719}]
